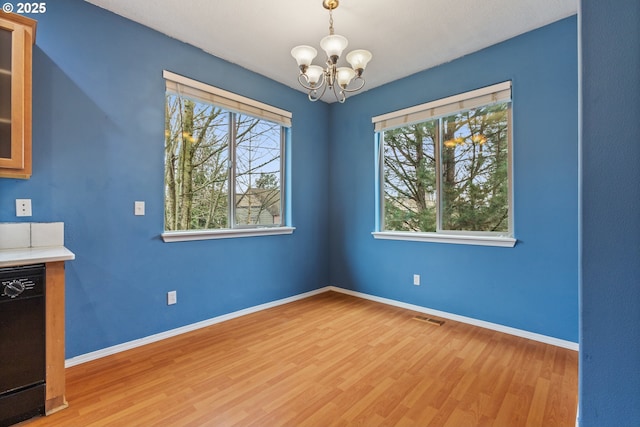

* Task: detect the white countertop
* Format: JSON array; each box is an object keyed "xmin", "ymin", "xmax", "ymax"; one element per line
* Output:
[{"xmin": 0, "ymin": 246, "xmax": 75, "ymax": 268}]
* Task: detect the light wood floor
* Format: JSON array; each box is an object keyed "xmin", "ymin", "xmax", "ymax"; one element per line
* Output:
[{"xmin": 24, "ymin": 291, "xmax": 578, "ymax": 427}]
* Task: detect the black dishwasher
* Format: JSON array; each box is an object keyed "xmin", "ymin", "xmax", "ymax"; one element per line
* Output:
[{"xmin": 0, "ymin": 264, "xmax": 46, "ymax": 427}]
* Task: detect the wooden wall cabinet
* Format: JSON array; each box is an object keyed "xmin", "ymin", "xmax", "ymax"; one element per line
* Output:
[{"xmin": 0, "ymin": 12, "xmax": 36, "ymax": 179}]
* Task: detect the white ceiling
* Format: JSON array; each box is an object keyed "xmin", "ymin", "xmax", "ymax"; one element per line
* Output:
[{"xmin": 84, "ymin": 0, "xmax": 577, "ymax": 103}]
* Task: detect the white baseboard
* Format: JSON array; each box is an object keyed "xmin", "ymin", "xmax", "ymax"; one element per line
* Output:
[
  {"xmin": 66, "ymin": 285, "xmax": 577, "ymax": 367},
  {"xmin": 327, "ymin": 286, "xmax": 579, "ymax": 351},
  {"xmin": 65, "ymin": 287, "xmax": 331, "ymax": 368}
]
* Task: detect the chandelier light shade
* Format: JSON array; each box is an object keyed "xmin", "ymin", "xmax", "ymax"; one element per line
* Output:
[
  {"xmin": 320, "ymin": 34, "xmax": 348, "ymax": 60},
  {"xmin": 306, "ymin": 65, "xmax": 325, "ymax": 86},
  {"xmin": 291, "ymin": 0, "xmax": 372, "ymax": 103},
  {"xmin": 291, "ymin": 45, "xmax": 317, "ymax": 68},
  {"xmin": 346, "ymin": 50, "xmax": 373, "ymax": 75}
]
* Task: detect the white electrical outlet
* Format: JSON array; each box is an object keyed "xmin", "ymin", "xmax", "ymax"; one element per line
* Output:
[
  {"xmin": 16, "ymin": 199, "xmax": 32, "ymax": 217},
  {"xmin": 167, "ymin": 290, "xmax": 177, "ymax": 305},
  {"xmin": 413, "ymin": 274, "xmax": 421, "ymax": 286},
  {"xmin": 134, "ymin": 201, "xmax": 145, "ymax": 216}
]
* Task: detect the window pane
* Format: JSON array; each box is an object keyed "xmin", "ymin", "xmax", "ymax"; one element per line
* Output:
[
  {"xmin": 383, "ymin": 121, "xmax": 438, "ymax": 232},
  {"xmin": 440, "ymin": 103, "xmax": 510, "ymax": 232},
  {"xmin": 234, "ymin": 114, "xmax": 282, "ymax": 226},
  {"xmin": 164, "ymin": 94, "xmax": 230, "ymax": 231}
]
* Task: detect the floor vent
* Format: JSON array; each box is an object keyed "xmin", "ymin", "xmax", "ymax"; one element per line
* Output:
[{"xmin": 413, "ymin": 315, "xmax": 445, "ymax": 326}]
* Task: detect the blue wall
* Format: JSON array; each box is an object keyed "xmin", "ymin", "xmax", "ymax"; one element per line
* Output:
[
  {"xmin": 0, "ymin": 0, "xmax": 331, "ymax": 358},
  {"xmin": 579, "ymin": 0, "xmax": 640, "ymax": 425},
  {"xmin": 328, "ymin": 17, "xmax": 579, "ymax": 342}
]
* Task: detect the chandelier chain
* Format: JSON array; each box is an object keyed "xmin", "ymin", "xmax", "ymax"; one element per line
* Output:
[{"xmin": 328, "ymin": 8, "xmax": 334, "ymax": 35}]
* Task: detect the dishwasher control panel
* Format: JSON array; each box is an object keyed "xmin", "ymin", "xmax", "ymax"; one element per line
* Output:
[
  {"xmin": 0, "ymin": 264, "xmax": 45, "ymax": 300},
  {"xmin": 2, "ymin": 278, "xmax": 36, "ymax": 298}
]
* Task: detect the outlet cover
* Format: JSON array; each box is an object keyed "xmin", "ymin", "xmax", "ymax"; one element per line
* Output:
[
  {"xmin": 16, "ymin": 199, "xmax": 32, "ymax": 217},
  {"xmin": 413, "ymin": 274, "xmax": 421, "ymax": 286}
]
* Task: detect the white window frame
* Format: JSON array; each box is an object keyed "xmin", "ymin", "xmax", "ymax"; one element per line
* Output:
[
  {"xmin": 161, "ymin": 71, "xmax": 294, "ymax": 242},
  {"xmin": 372, "ymin": 81, "xmax": 516, "ymax": 247}
]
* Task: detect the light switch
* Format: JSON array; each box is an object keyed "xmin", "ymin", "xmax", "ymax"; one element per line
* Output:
[
  {"xmin": 16, "ymin": 199, "xmax": 32, "ymax": 217},
  {"xmin": 167, "ymin": 291, "xmax": 177, "ymax": 305},
  {"xmin": 134, "ymin": 201, "xmax": 145, "ymax": 216}
]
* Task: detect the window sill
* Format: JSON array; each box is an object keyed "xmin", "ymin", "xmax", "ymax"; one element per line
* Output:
[
  {"xmin": 162, "ymin": 227, "xmax": 295, "ymax": 243},
  {"xmin": 372, "ymin": 231, "xmax": 516, "ymax": 247}
]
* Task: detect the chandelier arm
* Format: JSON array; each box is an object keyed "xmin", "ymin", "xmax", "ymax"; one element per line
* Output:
[
  {"xmin": 308, "ymin": 83, "xmax": 327, "ymax": 102},
  {"xmin": 297, "ymin": 73, "xmax": 315, "ymax": 91},
  {"xmin": 332, "ymin": 83, "xmax": 347, "ymax": 103},
  {"xmin": 340, "ymin": 76, "xmax": 366, "ymax": 93},
  {"xmin": 297, "ymin": 73, "xmax": 326, "ymax": 92}
]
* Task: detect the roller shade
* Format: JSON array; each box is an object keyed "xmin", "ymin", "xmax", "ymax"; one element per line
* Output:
[
  {"xmin": 164, "ymin": 70, "xmax": 292, "ymax": 128},
  {"xmin": 373, "ymin": 81, "xmax": 511, "ymax": 132}
]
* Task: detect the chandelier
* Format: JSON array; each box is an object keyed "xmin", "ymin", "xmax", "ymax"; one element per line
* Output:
[{"xmin": 291, "ymin": 0, "xmax": 372, "ymax": 103}]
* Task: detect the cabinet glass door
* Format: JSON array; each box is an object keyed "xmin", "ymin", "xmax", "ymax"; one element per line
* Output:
[{"xmin": 0, "ymin": 27, "xmax": 11, "ymax": 161}]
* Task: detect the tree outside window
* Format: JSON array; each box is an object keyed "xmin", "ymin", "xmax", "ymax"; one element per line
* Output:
[
  {"xmin": 164, "ymin": 95, "xmax": 284, "ymax": 231},
  {"xmin": 381, "ymin": 101, "xmax": 510, "ymax": 235}
]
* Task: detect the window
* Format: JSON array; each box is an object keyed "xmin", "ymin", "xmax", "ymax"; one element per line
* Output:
[
  {"xmin": 373, "ymin": 82, "xmax": 515, "ymax": 247},
  {"xmin": 162, "ymin": 71, "xmax": 293, "ymax": 242}
]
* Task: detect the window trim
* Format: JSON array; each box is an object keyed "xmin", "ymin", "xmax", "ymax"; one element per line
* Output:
[
  {"xmin": 373, "ymin": 81, "xmax": 514, "ymax": 246},
  {"xmin": 161, "ymin": 227, "xmax": 296, "ymax": 243},
  {"xmin": 371, "ymin": 231, "xmax": 516, "ymax": 247},
  {"xmin": 163, "ymin": 71, "xmax": 292, "ymax": 240}
]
